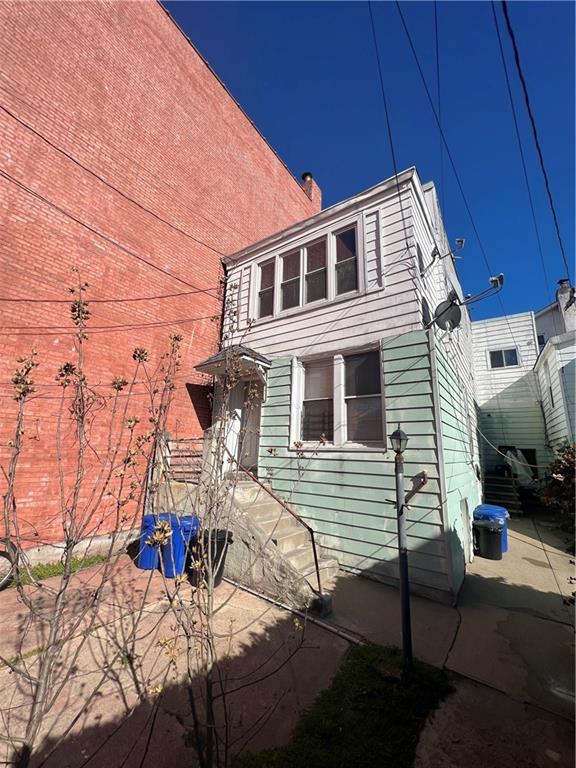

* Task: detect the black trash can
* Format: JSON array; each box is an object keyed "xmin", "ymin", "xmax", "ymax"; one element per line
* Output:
[
  {"xmin": 473, "ymin": 519, "xmax": 504, "ymax": 560},
  {"xmin": 189, "ymin": 530, "xmax": 232, "ymax": 588}
]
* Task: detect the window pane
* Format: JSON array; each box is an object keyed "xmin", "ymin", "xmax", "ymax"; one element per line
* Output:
[
  {"xmin": 306, "ymin": 269, "xmax": 327, "ymax": 303},
  {"xmin": 305, "ymin": 360, "xmax": 333, "ymax": 399},
  {"xmin": 260, "ymin": 259, "xmax": 275, "ymax": 290},
  {"xmin": 504, "ymin": 348, "xmax": 518, "ymax": 366},
  {"xmin": 346, "ymin": 396, "xmax": 383, "ymax": 442},
  {"xmin": 306, "ymin": 239, "xmax": 326, "ymax": 273},
  {"xmin": 345, "ymin": 352, "xmax": 381, "ymax": 396},
  {"xmin": 259, "ymin": 288, "xmax": 274, "ymax": 318},
  {"xmin": 282, "ymin": 251, "xmax": 300, "ymax": 281},
  {"xmin": 336, "ymin": 258, "xmax": 357, "ymax": 294},
  {"xmin": 281, "ymin": 278, "xmax": 300, "ymax": 310},
  {"xmin": 302, "ymin": 399, "xmax": 333, "ymax": 441},
  {"xmin": 490, "ymin": 350, "xmax": 504, "ymax": 368},
  {"xmin": 336, "ymin": 228, "xmax": 356, "ymax": 263}
]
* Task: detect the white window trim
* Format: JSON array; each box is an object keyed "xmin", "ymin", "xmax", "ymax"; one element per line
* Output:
[
  {"xmin": 290, "ymin": 347, "xmax": 386, "ymax": 451},
  {"xmin": 249, "ymin": 216, "xmax": 364, "ymax": 325},
  {"xmin": 487, "ymin": 347, "xmax": 520, "ymax": 369}
]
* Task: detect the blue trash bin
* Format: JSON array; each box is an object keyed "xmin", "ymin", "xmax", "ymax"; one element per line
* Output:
[
  {"xmin": 473, "ymin": 504, "xmax": 509, "ymax": 553},
  {"xmin": 137, "ymin": 513, "xmax": 171, "ymax": 570},
  {"xmin": 162, "ymin": 514, "xmax": 200, "ymax": 578}
]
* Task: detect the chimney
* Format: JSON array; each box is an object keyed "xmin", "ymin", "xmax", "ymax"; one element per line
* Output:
[
  {"xmin": 556, "ymin": 278, "xmax": 576, "ymax": 333},
  {"xmin": 301, "ymin": 171, "xmax": 322, "ymax": 211}
]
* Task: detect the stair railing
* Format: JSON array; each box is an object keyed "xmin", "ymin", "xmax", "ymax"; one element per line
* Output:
[{"xmin": 223, "ymin": 446, "xmax": 323, "ymax": 596}]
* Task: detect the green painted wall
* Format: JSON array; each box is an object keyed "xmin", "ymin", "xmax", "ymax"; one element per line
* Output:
[
  {"xmin": 433, "ymin": 338, "xmax": 481, "ymax": 592},
  {"xmin": 258, "ymin": 330, "xmax": 453, "ymax": 598},
  {"xmin": 478, "ymin": 407, "xmax": 553, "ymax": 477}
]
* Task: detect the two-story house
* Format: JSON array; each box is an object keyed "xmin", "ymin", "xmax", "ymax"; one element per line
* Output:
[{"xmin": 197, "ymin": 168, "xmax": 481, "ymax": 605}]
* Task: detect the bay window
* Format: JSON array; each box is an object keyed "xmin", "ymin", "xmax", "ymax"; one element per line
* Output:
[{"xmin": 254, "ymin": 223, "xmax": 359, "ymax": 320}]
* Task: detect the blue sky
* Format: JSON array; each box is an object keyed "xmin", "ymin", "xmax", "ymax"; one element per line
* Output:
[{"xmin": 164, "ymin": 1, "xmax": 574, "ymax": 321}]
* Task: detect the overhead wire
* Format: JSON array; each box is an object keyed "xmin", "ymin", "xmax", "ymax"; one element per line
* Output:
[
  {"xmin": 501, "ymin": 0, "xmax": 571, "ymax": 283},
  {"xmin": 0, "ymin": 168, "xmax": 222, "ymax": 299}
]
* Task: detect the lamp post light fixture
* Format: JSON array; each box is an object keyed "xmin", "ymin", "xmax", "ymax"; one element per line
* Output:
[{"xmin": 390, "ymin": 426, "xmax": 413, "ymax": 666}]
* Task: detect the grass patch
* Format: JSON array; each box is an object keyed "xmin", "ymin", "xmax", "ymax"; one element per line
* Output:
[
  {"xmin": 9, "ymin": 553, "xmax": 108, "ymax": 587},
  {"xmin": 233, "ymin": 644, "xmax": 453, "ymax": 768}
]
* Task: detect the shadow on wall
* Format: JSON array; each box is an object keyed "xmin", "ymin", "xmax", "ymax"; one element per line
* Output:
[
  {"xmin": 11, "ymin": 537, "xmax": 572, "ymax": 768},
  {"xmin": 185, "ymin": 383, "xmax": 213, "ymax": 432}
]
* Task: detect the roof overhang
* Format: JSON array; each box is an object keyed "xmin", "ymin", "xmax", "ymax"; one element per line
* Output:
[{"xmin": 195, "ymin": 344, "xmax": 271, "ymax": 379}]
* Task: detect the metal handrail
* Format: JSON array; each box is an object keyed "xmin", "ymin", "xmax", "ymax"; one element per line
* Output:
[{"xmin": 223, "ymin": 446, "xmax": 323, "ymax": 596}]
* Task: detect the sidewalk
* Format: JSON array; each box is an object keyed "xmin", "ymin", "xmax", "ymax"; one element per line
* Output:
[{"xmin": 327, "ymin": 516, "xmax": 575, "ymax": 767}]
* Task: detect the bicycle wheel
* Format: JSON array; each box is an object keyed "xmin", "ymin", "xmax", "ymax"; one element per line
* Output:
[{"xmin": 0, "ymin": 546, "xmax": 17, "ymax": 590}]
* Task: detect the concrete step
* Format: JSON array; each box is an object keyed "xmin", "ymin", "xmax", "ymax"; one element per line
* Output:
[
  {"xmin": 257, "ymin": 513, "xmax": 301, "ymax": 538},
  {"xmin": 231, "ymin": 480, "xmax": 273, "ymax": 505},
  {"xmin": 284, "ymin": 545, "xmax": 317, "ymax": 572},
  {"xmin": 250, "ymin": 499, "xmax": 285, "ymax": 522},
  {"xmin": 272, "ymin": 528, "xmax": 309, "ymax": 554}
]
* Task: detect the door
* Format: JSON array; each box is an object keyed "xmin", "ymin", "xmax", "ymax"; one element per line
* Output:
[{"xmin": 239, "ymin": 381, "xmax": 262, "ymax": 472}]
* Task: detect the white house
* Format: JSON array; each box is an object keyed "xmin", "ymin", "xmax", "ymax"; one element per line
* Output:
[{"xmin": 198, "ymin": 168, "xmax": 482, "ymax": 603}]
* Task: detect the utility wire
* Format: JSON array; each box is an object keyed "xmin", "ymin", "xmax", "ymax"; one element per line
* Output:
[
  {"xmin": 0, "ymin": 285, "xmax": 221, "ymax": 305},
  {"xmin": 501, "ymin": 0, "xmax": 571, "ymax": 283},
  {"xmin": 433, "ymin": 1, "xmax": 445, "ymax": 215},
  {"xmin": 0, "ymin": 313, "xmax": 218, "ymax": 336},
  {"xmin": 0, "ymin": 168, "xmax": 221, "ymax": 300},
  {"xmin": 0, "ymin": 92, "xmax": 252, "ymax": 244},
  {"xmin": 490, "ymin": 1, "xmax": 561, "ymax": 337},
  {"xmin": 368, "ymin": 1, "xmax": 413, "ymax": 254}
]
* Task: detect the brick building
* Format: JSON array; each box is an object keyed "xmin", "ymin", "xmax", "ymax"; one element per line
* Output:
[{"xmin": 0, "ymin": 1, "xmax": 320, "ymax": 545}]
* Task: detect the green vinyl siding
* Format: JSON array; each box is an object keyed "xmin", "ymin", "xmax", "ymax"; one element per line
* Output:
[
  {"xmin": 477, "ymin": 407, "xmax": 553, "ymax": 475},
  {"xmin": 433, "ymin": 338, "xmax": 481, "ymax": 591},
  {"xmin": 259, "ymin": 329, "xmax": 452, "ymax": 599}
]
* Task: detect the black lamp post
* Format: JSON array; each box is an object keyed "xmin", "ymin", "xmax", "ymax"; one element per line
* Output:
[{"xmin": 390, "ymin": 426, "xmax": 413, "ymax": 665}]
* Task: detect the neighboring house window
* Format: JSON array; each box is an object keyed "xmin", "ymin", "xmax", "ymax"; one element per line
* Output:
[
  {"xmin": 302, "ymin": 360, "xmax": 333, "ymax": 441},
  {"xmin": 538, "ymin": 334, "xmax": 546, "ymax": 352},
  {"xmin": 344, "ymin": 351, "xmax": 383, "ymax": 442},
  {"xmin": 544, "ymin": 361, "xmax": 554, "ymax": 408},
  {"xmin": 335, "ymin": 228, "xmax": 357, "ymax": 295},
  {"xmin": 281, "ymin": 250, "xmax": 300, "ymax": 311},
  {"xmin": 258, "ymin": 259, "xmax": 275, "ymax": 318},
  {"xmin": 489, "ymin": 348, "xmax": 518, "ymax": 368},
  {"xmin": 305, "ymin": 239, "xmax": 327, "ymax": 303},
  {"xmin": 422, "ymin": 298, "xmax": 432, "ymax": 328}
]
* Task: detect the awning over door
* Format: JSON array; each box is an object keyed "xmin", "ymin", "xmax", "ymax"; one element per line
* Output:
[{"xmin": 194, "ymin": 344, "xmax": 271, "ymax": 381}]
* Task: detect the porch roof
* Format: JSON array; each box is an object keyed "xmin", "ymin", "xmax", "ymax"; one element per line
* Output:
[{"xmin": 194, "ymin": 344, "xmax": 271, "ymax": 376}]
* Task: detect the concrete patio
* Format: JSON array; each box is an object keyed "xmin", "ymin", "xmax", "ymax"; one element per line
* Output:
[{"xmin": 0, "ymin": 515, "xmax": 573, "ymax": 767}]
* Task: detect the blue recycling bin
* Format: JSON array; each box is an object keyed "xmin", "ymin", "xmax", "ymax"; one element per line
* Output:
[
  {"xmin": 137, "ymin": 513, "xmax": 171, "ymax": 570},
  {"xmin": 162, "ymin": 514, "xmax": 200, "ymax": 578},
  {"xmin": 473, "ymin": 504, "xmax": 509, "ymax": 553}
]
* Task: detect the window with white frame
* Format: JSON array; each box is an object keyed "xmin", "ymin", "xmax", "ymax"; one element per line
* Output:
[
  {"xmin": 302, "ymin": 360, "xmax": 333, "ymax": 441},
  {"xmin": 255, "ymin": 224, "xmax": 359, "ymax": 319},
  {"xmin": 335, "ymin": 228, "xmax": 358, "ymax": 295},
  {"xmin": 296, "ymin": 349, "xmax": 384, "ymax": 446},
  {"xmin": 489, "ymin": 348, "xmax": 518, "ymax": 369},
  {"xmin": 258, "ymin": 259, "xmax": 275, "ymax": 318},
  {"xmin": 344, "ymin": 351, "xmax": 383, "ymax": 442}
]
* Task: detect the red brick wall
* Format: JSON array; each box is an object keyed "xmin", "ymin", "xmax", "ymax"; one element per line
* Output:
[{"xmin": 0, "ymin": 1, "xmax": 319, "ymax": 546}]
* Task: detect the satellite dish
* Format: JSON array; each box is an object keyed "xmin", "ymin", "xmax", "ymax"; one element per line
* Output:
[{"xmin": 433, "ymin": 299, "xmax": 462, "ymax": 331}]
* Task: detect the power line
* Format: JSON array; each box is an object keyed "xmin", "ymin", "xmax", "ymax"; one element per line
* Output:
[
  {"xmin": 501, "ymin": 0, "xmax": 571, "ymax": 283},
  {"xmin": 0, "ymin": 312, "xmax": 219, "ymax": 336},
  {"xmin": 0, "ymin": 87, "xmax": 252, "ymax": 244},
  {"xmin": 433, "ymin": 1, "xmax": 444, "ymax": 215},
  {"xmin": 0, "ymin": 285, "xmax": 221, "ymax": 305},
  {"xmin": 367, "ymin": 1, "xmax": 413, "ymax": 255},
  {"xmin": 490, "ymin": 1, "xmax": 560, "ymax": 330},
  {"xmin": 0, "ymin": 168, "xmax": 222, "ymax": 299}
]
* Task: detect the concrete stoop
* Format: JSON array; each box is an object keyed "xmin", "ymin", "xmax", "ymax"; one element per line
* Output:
[{"xmin": 224, "ymin": 478, "xmax": 338, "ymax": 614}]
